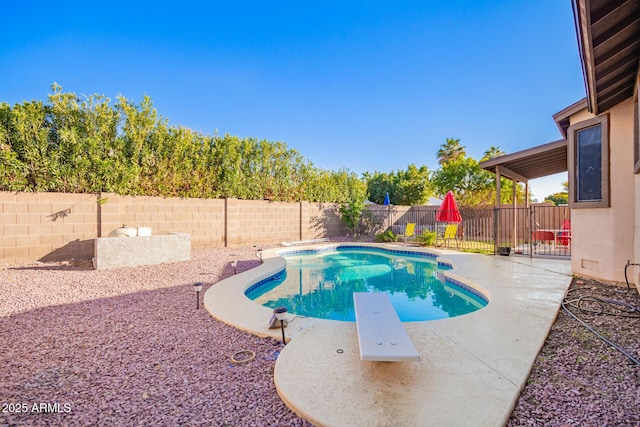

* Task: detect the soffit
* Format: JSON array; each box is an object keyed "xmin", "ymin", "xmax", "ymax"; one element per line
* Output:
[
  {"xmin": 574, "ymin": 0, "xmax": 640, "ymax": 115},
  {"xmin": 479, "ymin": 140, "xmax": 567, "ymax": 182},
  {"xmin": 552, "ymin": 98, "xmax": 588, "ymax": 138}
]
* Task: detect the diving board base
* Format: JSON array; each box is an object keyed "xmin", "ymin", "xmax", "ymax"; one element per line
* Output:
[{"xmin": 353, "ymin": 292, "xmax": 420, "ymax": 362}]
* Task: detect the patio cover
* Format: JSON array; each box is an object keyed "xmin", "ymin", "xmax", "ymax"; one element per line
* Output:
[
  {"xmin": 480, "ymin": 139, "xmax": 568, "ymax": 250},
  {"xmin": 479, "ymin": 139, "xmax": 568, "ymax": 184}
]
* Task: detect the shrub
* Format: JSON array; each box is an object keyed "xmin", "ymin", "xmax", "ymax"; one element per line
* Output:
[
  {"xmin": 415, "ymin": 230, "xmax": 437, "ymax": 246},
  {"xmin": 375, "ymin": 229, "xmax": 397, "ymax": 242}
]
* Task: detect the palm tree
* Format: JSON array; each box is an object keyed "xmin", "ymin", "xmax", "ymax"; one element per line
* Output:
[
  {"xmin": 436, "ymin": 138, "xmax": 466, "ymax": 165},
  {"xmin": 481, "ymin": 146, "xmax": 506, "ymax": 162}
]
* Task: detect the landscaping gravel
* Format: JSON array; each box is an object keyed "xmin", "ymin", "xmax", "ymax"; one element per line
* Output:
[
  {"xmin": 0, "ymin": 246, "xmax": 311, "ymax": 427},
  {"xmin": 509, "ymin": 278, "xmax": 640, "ymax": 427},
  {"xmin": 1, "ymin": 246, "xmax": 638, "ymax": 426}
]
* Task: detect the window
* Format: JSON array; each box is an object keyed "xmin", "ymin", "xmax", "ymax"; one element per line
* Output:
[{"xmin": 568, "ymin": 114, "xmax": 609, "ymax": 208}]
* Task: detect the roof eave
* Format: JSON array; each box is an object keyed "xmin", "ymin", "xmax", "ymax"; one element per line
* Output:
[
  {"xmin": 479, "ymin": 139, "xmax": 568, "ymax": 182},
  {"xmin": 573, "ymin": 0, "xmax": 599, "ymax": 114},
  {"xmin": 552, "ymin": 98, "xmax": 588, "ymax": 138}
]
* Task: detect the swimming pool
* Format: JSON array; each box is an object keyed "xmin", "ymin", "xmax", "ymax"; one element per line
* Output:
[{"xmin": 245, "ymin": 246, "xmax": 487, "ymax": 322}]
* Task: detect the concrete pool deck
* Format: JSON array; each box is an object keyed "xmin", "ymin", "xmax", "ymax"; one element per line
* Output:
[{"xmin": 204, "ymin": 243, "xmax": 573, "ymax": 426}]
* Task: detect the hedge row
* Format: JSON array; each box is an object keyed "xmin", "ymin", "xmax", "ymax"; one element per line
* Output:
[{"xmin": 0, "ymin": 84, "xmax": 365, "ymax": 203}]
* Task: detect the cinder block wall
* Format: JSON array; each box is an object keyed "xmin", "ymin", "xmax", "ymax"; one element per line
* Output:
[
  {"xmin": 302, "ymin": 202, "xmax": 345, "ymax": 240},
  {"xmin": 226, "ymin": 199, "xmax": 300, "ymax": 246},
  {"xmin": 0, "ymin": 192, "xmax": 98, "ymax": 263},
  {"xmin": 0, "ymin": 191, "xmax": 348, "ymax": 265},
  {"xmin": 98, "ymin": 193, "xmax": 226, "ymax": 248}
]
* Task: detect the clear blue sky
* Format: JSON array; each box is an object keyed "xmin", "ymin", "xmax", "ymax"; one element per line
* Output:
[{"xmin": 2, "ymin": 1, "xmax": 584, "ymax": 200}]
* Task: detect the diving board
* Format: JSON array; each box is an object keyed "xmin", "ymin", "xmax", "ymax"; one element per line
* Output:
[{"xmin": 353, "ymin": 292, "xmax": 420, "ymax": 362}]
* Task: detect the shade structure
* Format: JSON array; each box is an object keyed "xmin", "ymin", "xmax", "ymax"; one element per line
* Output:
[
  {"xmin": 436, "ymin": 191, "xmax": 462, "ymax": 223},
  {"xmin": 383, "ymin": 193, "xmax": 390, "ymax": 205}
]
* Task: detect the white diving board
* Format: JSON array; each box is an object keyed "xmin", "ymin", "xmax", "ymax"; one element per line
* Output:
[{"xmin": 353, "ymin": 292, "xmax": 421, "ymax": 362}]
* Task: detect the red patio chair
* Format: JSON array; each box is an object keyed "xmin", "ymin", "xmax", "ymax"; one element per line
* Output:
[{"xmin": 557, "ymin": 220, "xmax": 571, "ymax": 247}]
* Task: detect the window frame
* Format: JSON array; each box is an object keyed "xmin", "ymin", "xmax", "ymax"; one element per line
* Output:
[{"xmin": 567, "ymin": 114, "xmax": 610, "ymax": 208}]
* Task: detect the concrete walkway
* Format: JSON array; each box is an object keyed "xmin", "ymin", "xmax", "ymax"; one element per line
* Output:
[{"xmin": 204, "ymin": 244, "xmax": 572, "ymax": 427}]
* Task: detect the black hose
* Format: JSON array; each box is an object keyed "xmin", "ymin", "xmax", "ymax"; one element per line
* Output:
[
  {"xmin": 561, "ymin": 297, "xmax": 640, "ymax": 367},
  {"xmin": 564, "ymin": 294, "xmax": 640, "ymax": 318},
  {"xmin": 561, "ymin": 274, "xmax": 640, "ymax": 367},
  {"xmin": 624, "ymin": 262, "xmax": 632, "ymax": 291}
]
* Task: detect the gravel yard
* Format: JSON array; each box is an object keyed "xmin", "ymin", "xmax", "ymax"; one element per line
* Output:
[
  {"xmin": 1, "ymin": 246, "xmax": 638, "ymax": 426},
  {"xmin": 509, "ymin": 278, "xmax": 640, "ymax": 427},
  {"xmin": 1, "ymin": 246, "xmax": 310, "ymax": 427}
]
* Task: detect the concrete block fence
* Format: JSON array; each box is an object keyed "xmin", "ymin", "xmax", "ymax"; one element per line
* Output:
[{"xmin": 0, "ymin": 192, "xmax": 348, "ymax": 265}]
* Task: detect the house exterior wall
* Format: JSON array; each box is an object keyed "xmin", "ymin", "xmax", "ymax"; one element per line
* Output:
[
  {"xmin": 635, "ymin": 170, "xmax": 640, "ymax": 288},
  {"xmin": 569, "ymin": 98, "xmax": 636, "ymax": 283},
  {"xmin": 634, "ymin": 74, "xmax": 640, "ymax": 290}
]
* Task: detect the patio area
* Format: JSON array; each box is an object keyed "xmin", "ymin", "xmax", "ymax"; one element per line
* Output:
[{"xmin": 205, "ymin": 243, "xmax": 573, "ymax": 426}]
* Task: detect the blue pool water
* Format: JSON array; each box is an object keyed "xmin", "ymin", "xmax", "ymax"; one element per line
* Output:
[{"xmin": 245, "ymin": 247, "xmax": 487, "ymax": 322}]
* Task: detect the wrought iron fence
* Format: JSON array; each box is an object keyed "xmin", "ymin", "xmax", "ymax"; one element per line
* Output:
[{"xmin": 363, "ymin": 204, "xmax": 571, "ymax": 257}]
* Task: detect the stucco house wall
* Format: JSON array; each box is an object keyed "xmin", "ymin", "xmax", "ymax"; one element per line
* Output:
[
  {"xmin": 635, "ymin": 170, "xmax": 640, "ymax": 287},
  {"xmin": 569, "ymin": 98, "xmax": 636, "ymax": 283},
  {"xmin": 633, "ymin": 73, "xmax": 640, "ymax": 288}
]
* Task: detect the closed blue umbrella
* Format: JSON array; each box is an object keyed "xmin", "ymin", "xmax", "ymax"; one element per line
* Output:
[{"xmin": 383, "ymin": 193, "xmax": 391, "ymax": 230}]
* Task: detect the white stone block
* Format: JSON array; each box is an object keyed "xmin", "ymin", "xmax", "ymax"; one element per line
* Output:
[{"xmin": 93, "ymin": 233, "xmax": 190, "ymax": 269}]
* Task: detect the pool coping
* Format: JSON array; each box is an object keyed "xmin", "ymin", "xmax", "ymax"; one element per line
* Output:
[{"xmin": 204, "ymin": 242, "xmax": 573, "ymax": 426}]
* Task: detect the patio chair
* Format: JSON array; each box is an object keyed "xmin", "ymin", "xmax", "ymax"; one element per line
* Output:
[
  {"xmin": 398, "ymin": 223, "xmax": 416, "ymax": 242},
  {"xmin": 557, "ymin": 220, "xmax": 571, "ymax": 247},
  {"xmin": 437, "ymin": 223, "xmax": 459, "ymax": 248}
]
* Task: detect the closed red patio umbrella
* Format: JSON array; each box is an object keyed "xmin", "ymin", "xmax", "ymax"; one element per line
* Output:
[{"xmin": 436, "ymin": 191, "xmax": 462, "ymax": 223}]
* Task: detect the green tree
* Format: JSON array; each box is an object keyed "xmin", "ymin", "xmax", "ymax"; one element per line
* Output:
[
  {"xmin": 433, "ymin": 144, "xmax": 528, "ymax": 206},
  {"xmin": 431, "ymin": 156, "xmax": 493, "ymax": 205},
  {"xmin": 335, "ymin": 169, "xmax": 368, "ymax": 236},
  {"xmin": 545, "ymin": 193, "xmax": 568, "ymax": 205},
  {"xmin": 436, "ymin": 138, "xmax": 466, "ymax": 165},
  {"xmin": 363, "ymin": 171, "xmax": 394, "ymax": 205},
  {"xmin": 544, "ymin": 181, "xmax": 569, "ymax": 205},
  {"xmin": 0, "ymin": 102, "xmax": 29, "ymax": 190},
  {"xmin": 364, "ymin": 164, "xmax": 432, "ymax": 206},
  {"xmin": 48, "ymin": 85, "xmax": 124, "ymax": 193},
  {"xmin": 481, "ymin": 146, "xmax": 505, "ymax": 161},
  {"xmin": 7, "ymin": 99, "xmax": 60, "ymax": 191},
  {"xmin": 0, "ymin": 84, "xmax": 372, "ymax": 204},
  {"xmin": 395, "ymin": 164, "xmax": 432, "ymax": 205}
]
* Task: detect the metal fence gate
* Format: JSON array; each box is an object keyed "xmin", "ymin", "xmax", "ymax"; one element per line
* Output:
[{"xmin": 365, "ymin": 204, "xmax": 571, "ymax": 257}]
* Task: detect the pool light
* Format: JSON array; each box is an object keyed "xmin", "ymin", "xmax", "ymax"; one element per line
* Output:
[
  {"xmin": 273, "ymin": 306, "xmax": 287, "ymax": 345},
  {"xmin": 193, "ymin": 282, "xmax": 203, "ymax": 309}
]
